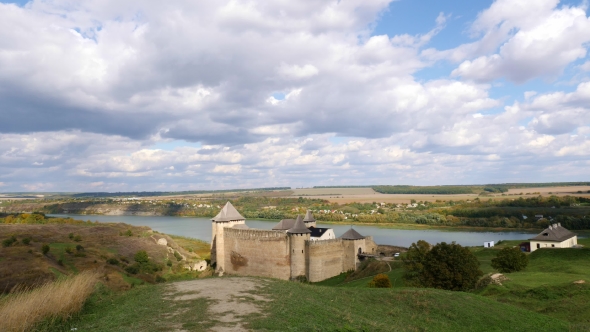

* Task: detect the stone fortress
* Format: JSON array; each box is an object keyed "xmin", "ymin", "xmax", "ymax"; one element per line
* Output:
[{"xmin": 211, "ymin": 202, "xmax": 378, "ymax": 282}]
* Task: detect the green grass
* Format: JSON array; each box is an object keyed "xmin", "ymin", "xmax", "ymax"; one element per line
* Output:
[
  {"xmin": 245, "ymin": 280, "xmax": 568, "ymax": 331},
  {"xmin": 49, "ymin": 243, "xmax": 79, "ymax": 273},
  {"xmin": 474, "ymin": 248, "xmax": 590, "ymax": 329},
  {"xmin": 41, "ymin": 283, "xmax": 213, "ymax": 332},
  {"xmin": 118, "ymin": 272, "xmax": 144, "ymax": 287}
]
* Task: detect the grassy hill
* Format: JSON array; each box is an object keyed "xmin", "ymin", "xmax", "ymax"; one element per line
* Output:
[{"xmin": 0, "ymin": 219, "xmax": 210, "ymax": 293}]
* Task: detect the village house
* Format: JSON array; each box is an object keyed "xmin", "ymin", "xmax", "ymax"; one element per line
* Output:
[{"xmin": 528, "ymin": 223, "xmax": 577, "ymax": 252}]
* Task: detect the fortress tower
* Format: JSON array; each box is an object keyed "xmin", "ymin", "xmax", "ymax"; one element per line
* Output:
[
  {"xmin": 287, "ymin": 215, "xmax": 311, "ymax": 280},
  {"xmin": 211, "ymin": 201, "xmax": 245, "ymax": 272},
  {"xmin": 302, "ymin": 210, "xmax": 316, "ymax": 228}
]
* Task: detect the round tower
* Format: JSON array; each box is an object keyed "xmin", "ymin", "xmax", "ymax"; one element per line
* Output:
[
  {"xmin": 211, "ymin": 201, "xmax": 245, "ymax": 273},
  {"xmin": 287, "ymin": 215, "xmax": 311, "ymax": 280},
  {"xmin": 302, "ymin": 210, "xmax": 316, "ymax": 228}
]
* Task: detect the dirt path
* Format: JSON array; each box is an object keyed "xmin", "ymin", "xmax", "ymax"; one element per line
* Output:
[{"xmin": 166, "ymin": 277, "xmax": 269, "ymax": 332}]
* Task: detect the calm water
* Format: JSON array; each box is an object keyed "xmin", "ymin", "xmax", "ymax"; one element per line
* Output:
[{"xmin": 49, "ymin": 214, "xmax": 538, "ymax": 247}]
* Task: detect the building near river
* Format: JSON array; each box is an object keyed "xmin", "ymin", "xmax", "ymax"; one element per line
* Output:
[
  {"xmin": 529, "ymin": 223, "xmax": 577, "ymax": 252},
  {"xmin": 210, "ymin": 202, "xmax": 377, "ymax": 282}
]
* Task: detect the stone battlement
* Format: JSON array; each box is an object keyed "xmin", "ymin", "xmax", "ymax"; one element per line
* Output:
[
  {"xmin": 305, "ymin": 238, "xmax": 343, "ymax": 247},
  {"xmin": 224, "ymin": 228, "xmax": 287, "ymax": 240}
]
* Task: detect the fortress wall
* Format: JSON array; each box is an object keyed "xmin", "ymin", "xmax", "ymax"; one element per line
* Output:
[
  {"xmin": 223, "ymin": 228, "xmax": 290, "ymax": 280},
  {"xmin": 306, "ymin": 239, "xmax": 345, "ymax": 282},
  {"xmin": 342, "ymin": 240, "xmax": 357, "ymax": 272},
  {"xmin": 212, "ymin": 220, "xmax": 245, "ymax": 271},
  {"xmin": 365, "ymin": 236, "xmax": 378, "ymax": 254}
]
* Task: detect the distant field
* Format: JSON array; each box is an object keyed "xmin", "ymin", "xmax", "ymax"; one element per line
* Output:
[
  {"xmin": 291, "ymin": 188, "xmax": 377, "ymax": 196},
  {"xmin": 505, "ymin": 186, "xmax": 590, "ymax": 195},
  {"xmin": 286, "ymin": 186, "xmax": 590, "ymax": 204}
]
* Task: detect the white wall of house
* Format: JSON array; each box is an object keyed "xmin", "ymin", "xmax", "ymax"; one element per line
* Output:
[
  {"xmin": 310, "ymin": 229, "xmax": 336, "ymax": 241},
  {"xmin": 530, "ymin": 236, "xmax": 577, "ymax": 252}
]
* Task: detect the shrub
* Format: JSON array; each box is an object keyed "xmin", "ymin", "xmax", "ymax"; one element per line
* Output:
[
  {"xmin": 75, "ymin": 244, "xmax": 84, "ymax": 251},
  {"xmin": 421, "ymin": 242, "xmax": 482, "ymax": 291},
  {"xmin": 134, "ymin": 250, "xmax": 149, "ymax": 264},
  {"xmin": 155, "ymin": 275, "xmax": 167, "ymax": 283},
  {"xmin": 174, "ymin": 251, "xmax": 183, "ymax": 261},
  {"xmin": 65, "ymin": 246, "xmax": 74, "ymax": 254},
  {"xmin": 22, "ymin": 237, "xmax": 31, "ymax": 245},
  {"xmin": 401, "ymin": 240, "xmax": 431, "ymax": 286},
  {"xmin": 125, "ymin": 264, "xmax": 139, "ymax": 275},
  {"xmin": 42, "ymin": 244, "xmax": 50, "ymax": 255},
  {"xmin": 68, "ymin": 233, "xmax": 74, "ymax": 240},
  {"xmin": 491, "ymin": 247, "xmax": 529, "ymax": 273},
  {"xmin": 57, "ymin": 259, "xmax": 64, "ymax": 266},
  {"xmin": 369, "ymin": 274, "xmax": 392, "ymax": 288},
  {"xmin": 166, "ymin": 259, "xmax": 173, "ymax": 267},
  {"xmin": 107, "ymin": 258, "xmax": 119, "ymax": 265},
  {"xmin": 124, "ymin": 229, "xmax": 133, "ymax": 237},
  {"xmin": 403, "ymin": 241, "xmax": 482, "ymax": 291},
  {"xmin": 73, "ymin": 235, "xmax": 82, "ymax": 242},
  {"xmin": 2, "ymin": 236, "xmax": 17, "ymax": 247}
]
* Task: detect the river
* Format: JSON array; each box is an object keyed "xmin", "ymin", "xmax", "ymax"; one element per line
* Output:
[{"xmin": 48, "ymin": 214, "xmax": 540, "ymax": 247}]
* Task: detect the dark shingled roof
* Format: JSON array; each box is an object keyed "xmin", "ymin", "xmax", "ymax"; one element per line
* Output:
[
  {"xmin": 340, "ymin": 228, "xmax": 365, "ymax": 240},
  {"xmin": 303, "ymin": 210, "xmax": 316, "ymax": 223},
  {"xmin": 287, "ymin": 215, "xmax": 311, "ymax": 234},
  {"xmin": 211, "ymin": 201, "xmax": 245, "ymax": 222},
  {"xmin": 309, "ymin": 226, "xmax": 330, "ymax": 238},
  {"xmin": 272, "ymin": 219, "xmax": 296, "ymax": 230},
  {"xmin": 530, "ymin": 223, "xmax": 576, "ymax": 242}
]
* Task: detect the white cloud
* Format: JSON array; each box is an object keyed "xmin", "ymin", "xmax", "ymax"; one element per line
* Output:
[
  {"xmin": 0, "ymin": 0, "xmax": 589, "ymax": 190},
  {"xmin": 451, "ymin": 0, "xmax": 590, "ymax": 83}
]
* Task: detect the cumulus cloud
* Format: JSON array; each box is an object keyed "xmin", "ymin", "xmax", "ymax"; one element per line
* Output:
[
  {"xmin": 451, "ymin": 0, "xmax": 590, "ymax": 83},
  {"xmin": 0, "ymin": 0, "xmax": 589, "ymax": 191}
]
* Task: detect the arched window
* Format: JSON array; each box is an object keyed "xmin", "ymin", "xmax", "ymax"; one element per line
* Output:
[{"xmin": 358, "ymin": 247, "xmax": 362, "ymax": 255}]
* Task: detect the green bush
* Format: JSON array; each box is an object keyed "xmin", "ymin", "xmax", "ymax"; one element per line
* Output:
[
  {"xmin": 68, "ymin": 233, "xmax": 74, "ymax": 240},
  {"xmin": 491, "ymin": 247, "xmax": 529, "ymax": 273},
  {"xmin": 404, "ymin": 241, "xmax": 482, "ymax": 291},
  {"xmin": 107, "ymin": 258, "xmax": 119, "ymax": 265},
  {"xmin": 369, "ymin": 274, "xmax": 392, "ymax": 288},
  {"xmin": 2, "ymin": 236, "xmax": 17, "ymax": 247},
  {"xmin": 65, "ymin": 246, "xmax": 74, "ymax": 254},
  {"xmin": 73, "ymin": 235, "xmax": 82, "ymax": 242},
  {"xmin": 57, "ymin": 259, "xmax": 64, "ymax": 266},
  {"xmin": 76, "ymin": 244, "xmax": 84, "ymax": 251},
  {"xmin": 421, "ymin": 242, "xmax": 482, "ymax": 291},
  {"xmin": 134, "ymin": 250, "xmax": 149, "ymax": 264},
  {"xmin": 155, "ymin": 275, "xmax": 167, "ymax": 283},
  {"xmin": 124, "ymin": 229, "xmax": 133, "ymax": 237},
  {"xmin": 42, "ymin": 244, "xmax": 50, "ymax": 255},
  {"xmin": 166, "ymin": 259, "xmax": 173, "ymax": 267},
  {"xmin": 22, "ymin": 237, "xmax": 31, "ymax": 245},
  {"xmin": 125, "ymin": 264, "xmax": 139, "ymax": 274},
  {"xmin": 174, "ymin": 251, "xmax": 183, "ymax": 261}
]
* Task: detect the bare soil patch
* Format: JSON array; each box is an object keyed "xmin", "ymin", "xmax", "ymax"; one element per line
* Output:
[
  {"xmin": 505, "ymin": 186, "xmax": 590, "ymax": 195},
  {"xmin": 167, "ymin": 277, "xmax": 269, "ymax": 332}
]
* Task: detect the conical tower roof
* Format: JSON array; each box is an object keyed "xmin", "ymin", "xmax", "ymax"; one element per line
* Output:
[
  {"xmin": 340, "ymin": 228, "xmax": 365, "ymax": 240},
  {"xmin": 287, "ymin": 215, "xmax": 311, "ymax": 234},
  {"xmin": 211, "ymin": 201, "xmax": 245, "ymax": 222},
  {"xmin": 303, "ymin": 210, "xmax": 316, "ymax": 223}
]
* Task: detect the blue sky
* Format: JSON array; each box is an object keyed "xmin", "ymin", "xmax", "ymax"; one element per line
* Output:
[{"xmin": 0, "ymin": 0, "xmax": 589, "ymax": 191}]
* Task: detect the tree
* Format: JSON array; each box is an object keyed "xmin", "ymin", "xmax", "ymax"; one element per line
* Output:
[
  {"xmin": 491, "ymin": 247, "xmax": 528, "ymax": 273},
  {"xmin": 368, "ymin": 273, "xmax": 392, "ymax": 288},
  {"xmin": 42, "ymin": 244, "xmax": 50, "ymax": 255},
  {"xmin": 401, "ymin": 240, "xmax": 431, "ymax": 287},
  {"xmin": 421, "ymin": 242, "xmax": 482, "ymax": 291}
]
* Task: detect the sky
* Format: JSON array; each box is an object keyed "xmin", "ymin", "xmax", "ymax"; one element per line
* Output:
[{"xmin": 0, "ymin": 0, "xmax": 589, "ymax": 192}]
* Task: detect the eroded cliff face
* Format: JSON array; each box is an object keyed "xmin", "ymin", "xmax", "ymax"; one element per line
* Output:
[{"xmin": 2, "ymin": 201, "xmax": 211, "ymax": 217}]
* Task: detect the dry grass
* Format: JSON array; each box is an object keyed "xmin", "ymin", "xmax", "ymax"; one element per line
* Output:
[{"xmin": 0, "ymin": 270, "xmax": 99, "ymax": 332}]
